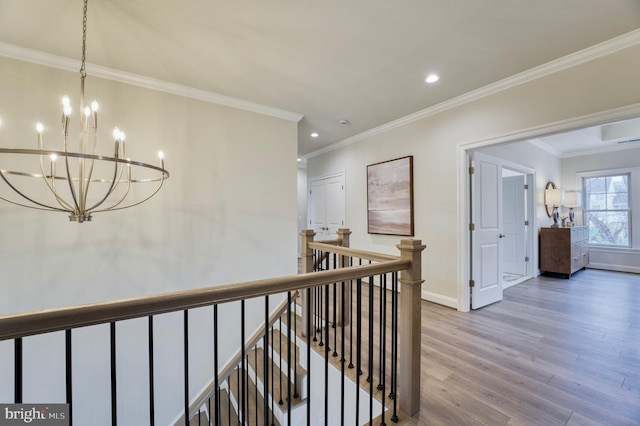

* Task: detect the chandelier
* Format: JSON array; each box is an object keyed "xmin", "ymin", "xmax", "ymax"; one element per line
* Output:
[{"xmin": 0, "ymin": 0, "xmax": 169, "ymax": 223}]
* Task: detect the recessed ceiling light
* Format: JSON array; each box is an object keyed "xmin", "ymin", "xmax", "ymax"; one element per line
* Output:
[
  {"xmin": 297, "ymin": 158, "xmax": 301, "ymax": 162},
  {"xmin": 425, "ymin": 74, "xmax": 439, "ymax": 84},
  {"xmin": 310, "ymin": 132, "xmax": 319, "ymax": 138},
  {"xmin": 338, "ymin": 119, "xmax": 350, "ymax": 126}
]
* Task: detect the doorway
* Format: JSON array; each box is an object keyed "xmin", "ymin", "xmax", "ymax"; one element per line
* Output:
[
  {"xmin": 469, "ymin": 151, "xmax": 535, "ymax": 309},
  {"xmin": 501, "ymin": 167, "xmax": 534, "ymax": 288}
]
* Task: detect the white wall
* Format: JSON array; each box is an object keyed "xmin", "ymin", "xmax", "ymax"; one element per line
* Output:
[
  {"xmin": 476, "ymin": 140, "xmax": 562, "ymax": 231},
  {"xmin": 0, "ymin": 56, "xmax": 298, "ymax": 424},
  {"xmin": 308, "ymin": 42, "xmax": 640, "ymax": 309},
  {"xmin": 561, "ymin": 146, "xmax": 640, "ymax": 273}
]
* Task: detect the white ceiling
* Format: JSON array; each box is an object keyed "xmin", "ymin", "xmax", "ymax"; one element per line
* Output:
[
  {"xmin": 534, "ymin": 117, "xmax": 640, "ymax": 157},
  {"xmin": 0, "ymin": 0, "xmax": 639, "ymax": 156}
]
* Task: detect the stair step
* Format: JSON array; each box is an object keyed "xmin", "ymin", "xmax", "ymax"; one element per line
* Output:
[
  {"xmin": 249, "ymin": 347, "xmax": 305, "ymax": 410},
  {"xmin": 188, "ymin": 388, "xmax": 238, "ymax": 426},
  {"xmin": 270, "ymin": 326, "xmax": 302, "ymax": 368},
  {"xmin": 229, "ymin": 366, "xmax": 283, "ymax": 426}
]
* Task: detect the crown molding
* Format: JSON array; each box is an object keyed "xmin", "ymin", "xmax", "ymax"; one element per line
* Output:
[
  {"xmin": 0, "ymin": 41, "xmax": 304, "ymax": 123},
  {"xmin": 306, "ymin": 29, "xmax": 640, "ymax": 159}
]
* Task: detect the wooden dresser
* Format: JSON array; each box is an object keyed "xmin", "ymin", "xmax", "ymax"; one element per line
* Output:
[{"xmin": 539, "ymin": 226, "xmax": 589, "ymax": 278}]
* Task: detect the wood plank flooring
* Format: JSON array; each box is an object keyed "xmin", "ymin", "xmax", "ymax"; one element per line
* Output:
[{"xmin": 403, "ymin": 269, "xmax": 640, "ymax": 425}]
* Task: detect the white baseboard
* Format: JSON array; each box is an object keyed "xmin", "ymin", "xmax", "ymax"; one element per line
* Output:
[
  {"xmin": 586, "ymin": 263, "xmax": 640, "ymax": 274},
  {"xmin": 421, "ymin": 290, "xmax": 458, "ymax": 309}
]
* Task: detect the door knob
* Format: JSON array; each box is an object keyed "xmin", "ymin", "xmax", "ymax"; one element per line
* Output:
[{"xmin": 499, "ymin": 234, "xmax": 506, "ymax": 238}]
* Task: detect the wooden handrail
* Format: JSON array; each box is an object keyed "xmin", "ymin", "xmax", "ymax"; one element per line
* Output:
[
  {"xmin": 0, "ymin": 259, "xmax": 410, "ymax": 341},
  {"xmin": 309, "ymin": 242, "xmax": 400, "ymax": 263}
]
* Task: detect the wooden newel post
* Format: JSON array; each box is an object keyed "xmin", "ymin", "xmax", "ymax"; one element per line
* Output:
[
  {"xmin": 397, "ymin": 238, "xmax": 426, "ymax": 417},
  {"xmin": 336, "ymin": 228, "xmax": 352, "ymax": 326},
  {"xmin": 300, "ymin": 229, "xmax": 316, "ymax": 274},
  {"xmin": 300, "ymin": 229, "xmax": 316, "ymax": 337}
]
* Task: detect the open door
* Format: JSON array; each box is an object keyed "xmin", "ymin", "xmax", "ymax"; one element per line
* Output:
[
  {"xmin": 503, "ymin": 174, "xmax": 526, "ymax": 276},
  {"xmin": 470, "ymin": 152, "xmax": 504, "ymax": 309}
]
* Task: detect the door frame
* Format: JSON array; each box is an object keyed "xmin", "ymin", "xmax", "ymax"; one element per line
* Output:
[{"xmin": 457, "ymin": 104, "xmax": 640, "ymax": 312}]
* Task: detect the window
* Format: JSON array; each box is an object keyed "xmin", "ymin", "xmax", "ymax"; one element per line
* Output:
[{"xmin": 583, "ymin": 173, "xmax": 630, "ymax": 247}]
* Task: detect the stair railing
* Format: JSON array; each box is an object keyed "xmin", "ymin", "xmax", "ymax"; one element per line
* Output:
[
  {"xmin": 301, "ymin": 229, "xmax": 425, "ymax": 424},
  {"xmin": 0, "ymin": 228, "xmax": 424, "ymax": 425}
]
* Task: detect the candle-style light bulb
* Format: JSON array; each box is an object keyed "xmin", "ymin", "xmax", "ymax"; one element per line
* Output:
[
  {"xmin": 61, "ymin": 96, "xmax": 70, "ymax": 107},
  {"xmin": 36, "ymin": 122, "xmax": 44, "ymax": 148},
  {"xmin": 90, "ymin": 101, "xmax": 99, "ymax": 112},
  {"xmin": 50, "ymin": 154, "xmax": 57, "ymax": 162},
  {"xmin": 63, "ymin": 105, "xmax": 72, "ymax": 117},
  {"xmin": 90, "ymin": 101, "xmax": 99, "ymax": 129},
  {"xmin": 158, "ymin": 151, "xmax": 164, "ymax": 160}
]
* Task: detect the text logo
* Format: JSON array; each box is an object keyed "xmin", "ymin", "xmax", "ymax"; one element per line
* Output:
[{"xmin": 0, "ymin": 405, "xmax": 69, "ymax": 425}]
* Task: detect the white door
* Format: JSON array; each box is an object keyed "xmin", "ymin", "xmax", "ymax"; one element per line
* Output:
[
  {"xmin": 503, "ymin": 174, "xmax": 526, "ymax": 276},
  {"xmin": 309, "ymin": 174, "xmax": 345, "ymax": 240},
  {"xmin": 470, "ymin": 152, "xmax": 504, "ymax": 309}
]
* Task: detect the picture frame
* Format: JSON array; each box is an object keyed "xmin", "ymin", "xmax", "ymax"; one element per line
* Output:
[{"xmin": 367, "ymin": 155, "xmax": 414, "ymax": 236}]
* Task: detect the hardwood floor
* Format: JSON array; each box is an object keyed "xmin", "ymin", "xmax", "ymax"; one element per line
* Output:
[{"xmin": 404, "ymin": 269, "xmax": 640, "ymax": 425}]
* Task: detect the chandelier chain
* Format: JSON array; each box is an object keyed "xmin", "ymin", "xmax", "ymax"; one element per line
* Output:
[{"xmin": 80, "ymin": 0, "xmax": 88, "ymax": 78}]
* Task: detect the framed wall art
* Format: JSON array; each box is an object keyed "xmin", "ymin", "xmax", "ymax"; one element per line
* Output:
[{"xmin": 367, "ymin": 155, "xmax": 414, "ymax": 236}]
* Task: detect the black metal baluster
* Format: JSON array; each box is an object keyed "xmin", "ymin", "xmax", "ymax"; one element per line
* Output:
[
  {"xmin": 148, "ymin": 317, "xmax": 155, "ymax": 426},
  {"xmin": 182, "ymin": 312, "xmax": 189, "ymax": 426},
  {"xmin": 355, "ymin": 278, "xmax": 362, "ymax": 425},
  {"xmin": 14, "ymin": 338, "xmax": 22, "ymax": 404},
  {"xmin": 293, "ymin": 293, "xmax": 299, "ymax": 399},
  {"xmin": 340, "ymin": 279, "xmax": 346, "ymax": 426},
  {"xmin": 306, "ymin": 288, "xmax": 313, "ymax": 426},
  {"xmin": 278, "ymin": 317, "xmax": 283, "ymax": 406},
  {"xmin": 378, "ymin": 273, "xmax": 384, "ymax": 391},
  {"xmin": 313, "ymin": 285, "xmax": 318, "ymax": 342},
  {"xmin": 207, "ymin": 398, "xmax": 211, "ymax": 426},
  {"xmin": 391, "ymin": 271, "xmax": 399, "ymax": 422},
  {"xmin": 254, "ymin": 349, "xmax": 257, "ymax": 426},
  {"xmin": 271, "ymin": 325, "xmax": 275, "ymax": 426},
  {"xmin": 263, "ymin": 297, "xmax": 269, "ymax": 426},
  {"xmin": 348, "ymin": 257, "xmax": 354, "ymax": 369},
  {"xmin": 324, "ymin": 282, "xmax": 330, "ymax": 426},
  {"xmin": 65, "ymin": 330, "xmax": 73, "ymax": 426},
  {"xmin": 236, "ymin": 369, "xmax": 241, "ymax": 424},
  {"xmin": 111, "ymin": 322, "xmax": 118, "ymax": 426},
  {"xmin": 241, "ymin": 301, "xmax": 246, "ymax": 425},
  {"xmin": 230, "ymin": 376, "xmax": 234, "ymax": 425},
  {"xmin": 368, "ymin": 273, "xmax": 374, "ymax": 423},
  {"xmin": 318, "ymin": 277, "xmax": 324, "ymax": 347},
  {"xmin": 287, "ymin": 292, "xmax": 292, "ymax": 425},
  {"xmin": 381, "ymin": 274, "xmax": 388, "ymax": 425},
  {"xmin": 332, "ymin": 282, "xmax": 338, "ymax": 357},
  {"xmin": 214, "ymin": 305, "xmax": 220, "ymax": 426}
]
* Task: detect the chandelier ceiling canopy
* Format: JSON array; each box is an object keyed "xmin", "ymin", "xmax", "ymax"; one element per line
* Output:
[{"xmin": 0, "ymin": 0, "xmax": 169, "ymax": 223}]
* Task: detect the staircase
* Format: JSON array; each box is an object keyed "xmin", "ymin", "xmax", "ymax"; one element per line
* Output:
[{"xmin": 189, "ymin": 310, "xmax": 307, "ymax": 425}]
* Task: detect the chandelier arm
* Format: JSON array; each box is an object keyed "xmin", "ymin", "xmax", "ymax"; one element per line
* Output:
[
  {"xmin": 81, "ymin": 130, "xmax": 98, "ymax": 210},
  {"xmin": 0, "ymin": 169, "xmax": 68, "ymax": 213},
  {"xmin": 62, "ymin": 141, "xmax": 81, "ymax": 215},
  {"xmin": 93, "ymin": 174, "xmax": 166, "ymax": 214},
  {"xmin": 84, "ymin": 159, "xmax": 127, "ymax": 212},
  {"xmin": 38, "ymin": 154, "xmax": 75, "ymax": 211}
]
